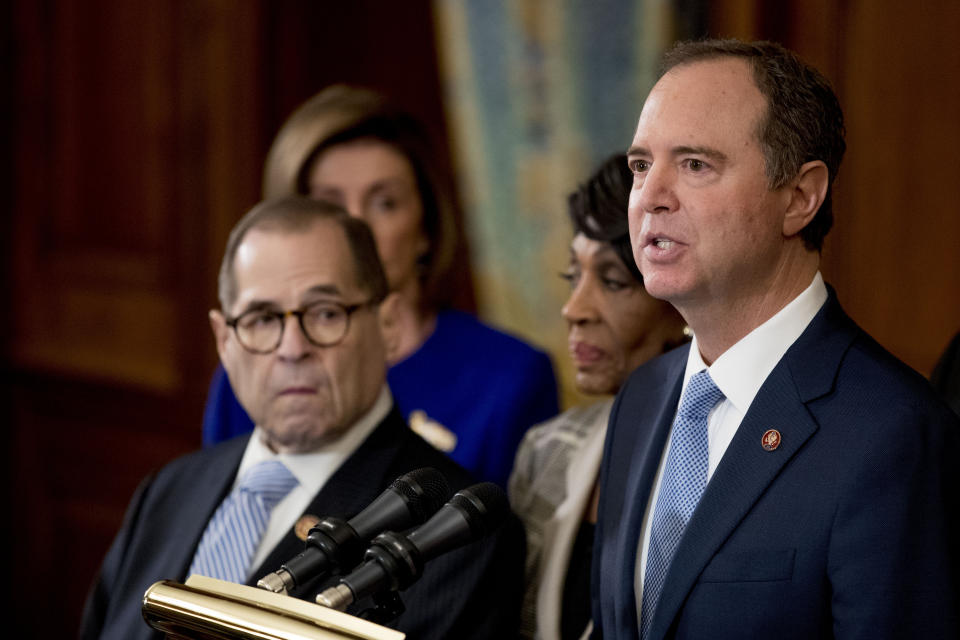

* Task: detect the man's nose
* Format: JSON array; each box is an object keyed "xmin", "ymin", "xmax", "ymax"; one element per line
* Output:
[
  {"xmin": 633, "ymin": 162, "xmax": 679, "ymax": 214},
  {"xmin": 275, "ymin": 313, "xmax": 312, "ymax": 360}
]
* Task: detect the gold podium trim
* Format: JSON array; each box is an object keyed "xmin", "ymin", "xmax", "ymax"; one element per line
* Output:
[{"xmin": 142, "ymin": 575, "xmax": 405, "ymax": 640}]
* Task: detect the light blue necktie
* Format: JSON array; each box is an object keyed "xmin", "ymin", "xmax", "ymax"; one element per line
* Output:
[
  {"xmin": 640, "ymin": 370, "xmax": 725, "ymax": 639},
  {"xmin": 188, "ymin": 459, "xmax": 299, "ymax": 584}
]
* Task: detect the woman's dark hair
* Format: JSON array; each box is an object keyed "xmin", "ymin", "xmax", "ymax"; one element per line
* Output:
[
  {"xmin": 568, "ymin": 153, "xmax": 642, "ymax": 283},
  {"xmin": 262, "ymin": 85, "xmax": 457, "ymax": 310}
]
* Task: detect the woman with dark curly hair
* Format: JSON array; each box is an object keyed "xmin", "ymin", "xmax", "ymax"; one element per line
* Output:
[{"xmin": 509, "ymin": 154, "xmax": 688, "ymax": 639}]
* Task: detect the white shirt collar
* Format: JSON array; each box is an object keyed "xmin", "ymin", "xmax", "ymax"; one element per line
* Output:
[
  {"xmin": 683, "ymin": 271, "xmax": 829, "ymax": 411},
  {"xmin": 234, "ymin": 384, "xmax": 393, "ymax": 496}
]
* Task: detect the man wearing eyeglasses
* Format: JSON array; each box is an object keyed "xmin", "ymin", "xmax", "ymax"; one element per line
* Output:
[
  {"xmin": 81, "ymin": 197, "xmax": 524, "ymax": 640},
  {"xmin": 211, "ymin": 197, "xmax": 398, "ymax": 456}
]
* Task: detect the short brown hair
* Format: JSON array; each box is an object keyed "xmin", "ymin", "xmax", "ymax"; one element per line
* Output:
[
  {"xmin": 217, "ymin": 197, "xmax": 388, "ymax": 312},
  {"xmin": 262, "ymin": 85, "xmax": 457, "ymax": 310},
  {"xmin": 662, "ymin": 39, "xmax": 846, "ymax": 251}
]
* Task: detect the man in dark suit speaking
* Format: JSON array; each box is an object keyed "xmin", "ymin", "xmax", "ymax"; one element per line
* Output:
[
  {"xmin": 592, "ymin": 39, "xmax": 960, "ymax": 639},
  {"xmin": 81, "ymin": 197, "xmax": 523, "ymax": 639}
]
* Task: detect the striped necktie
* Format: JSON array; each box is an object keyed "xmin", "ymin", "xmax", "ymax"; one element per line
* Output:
[
  {"xmin": 188, "ymin": 459, "xmax": 299, "ymax": 584},
  {"xmin": 640, "ymin": 370, "xmax": 725, "ymax": 639}
]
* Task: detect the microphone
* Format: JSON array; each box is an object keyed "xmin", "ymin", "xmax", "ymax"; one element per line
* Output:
[
  {"xmin": 257, "ymin": 467, "xmax": 451, "ymax": 594},
  {"xmin": 315, "ymin": 482, "xmax": 508, "ymax": 611}
]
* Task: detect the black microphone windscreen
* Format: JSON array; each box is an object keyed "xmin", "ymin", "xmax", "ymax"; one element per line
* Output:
[
  {"xmin": 450, "ymin": 482, "xmax": 509, "ymax": 537},
  {"xmin": 392, "ymin": 467, "xmax": 450, "ymax": 522}
]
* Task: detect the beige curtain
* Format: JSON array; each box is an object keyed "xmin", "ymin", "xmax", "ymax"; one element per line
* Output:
[{"xmin": 434, "ymin": 0, "xmax": 687, "ymax": 406}]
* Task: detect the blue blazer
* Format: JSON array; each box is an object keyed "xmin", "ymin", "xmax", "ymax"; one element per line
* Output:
[
  {"xmin": 81, "ymin": 408, "xmax": 525, "ymax": 640},
  {"xmin": 592, "ymin": 292, "xmax": 960, "ymax": 639}
]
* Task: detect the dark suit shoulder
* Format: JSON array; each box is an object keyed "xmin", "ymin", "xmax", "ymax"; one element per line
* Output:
[
  {"xmin": 851, "ymin": 332, "xmax": 954, "ymax": 408},
  {"xmin": 621, "ymin": 342, "xmax": 689, "ymax": 390},
  {"xmin": 796, "ymin": 298, "xmax": 958, "ymax": 426},
  {"xmin": 610, "ymin": 343, "xmax": 689, "ymax": 434},
  {"xmin": 932, "ymin": 331, "xmax": 960, "ymax": 415},
  {"xmin": 350, "ymin": 408, "xmax": 524, "ymax": 639},
  {"xmin": 150, "ymin": 435, "xmax": 246, "ymax": 483},
  {"xmin": 384, "ymin": 412, "xmax": 478, "ymax": 490}
]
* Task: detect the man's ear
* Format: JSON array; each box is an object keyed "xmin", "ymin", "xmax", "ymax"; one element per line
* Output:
[
  {"xmin": 377, "ymin": 292, "xmax": 402, "ymax": 364},
  {"xmin": 209, "ymin": 309, "xmax": 230, "ymax": 363},
  {"xmin": 783, "ymin": 160, "xmax": 829, "ymax": 237}
]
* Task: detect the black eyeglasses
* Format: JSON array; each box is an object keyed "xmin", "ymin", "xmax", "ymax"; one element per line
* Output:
[{"xmin": 225, "ymin": 299, "xmax": 374, "ymax": 354}]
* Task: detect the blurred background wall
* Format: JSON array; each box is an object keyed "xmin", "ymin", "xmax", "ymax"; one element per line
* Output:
[{"xmin": 3, "ymin": 0, "xmax": 959, "ymax": 635}]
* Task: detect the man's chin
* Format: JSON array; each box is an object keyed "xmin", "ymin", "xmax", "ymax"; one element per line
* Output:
[{"xmin": 260, "ymin": 418, "xmax": 343, "ymax": 454}]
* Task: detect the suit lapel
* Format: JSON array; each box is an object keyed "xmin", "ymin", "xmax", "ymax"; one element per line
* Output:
[
  {"xmin": 172, "ymin": 438, "xmax": 247, "ymax": 581},
  {"xmin": 647, "ymin": 364, "xmax": 819, "ymax": 637},
  {"xmin": 608, "ymin": 350, "xmax": 687, "ymax": 639},
  {"xmin": 647, "ymin": 292, "xmax": 857, "ymax": 638}
]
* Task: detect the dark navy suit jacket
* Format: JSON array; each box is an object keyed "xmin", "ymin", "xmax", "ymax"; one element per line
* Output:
[
  {"xmin": 80, "ymin": 407, "xmax": 525, "ymax": 640},
  {"xmin": 592, "ymin": 292, "xmax": 960, "ymax": 639}
]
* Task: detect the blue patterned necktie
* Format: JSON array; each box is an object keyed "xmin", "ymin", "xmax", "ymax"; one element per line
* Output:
[
  {"xmin": 640, "ymin": 370, "xmax": 725, "ymax": 639},
  {"xmin": 188, "ymin": 459, "xmax": 299, "ymax": 584}
]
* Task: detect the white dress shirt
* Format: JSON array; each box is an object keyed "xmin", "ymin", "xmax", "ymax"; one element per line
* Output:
[
  {"xmin": 634, "ymin": 272, "xmax": 828, "ymax": 623},
  {"xmin": 234, "ymin": 384, "xmax": 393, "ymax": 575}
]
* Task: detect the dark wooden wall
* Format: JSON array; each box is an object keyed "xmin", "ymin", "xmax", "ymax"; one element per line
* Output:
[
  {"xmin": 3, "ymin": 2, "xmax": 458, "ymax": 635},
  {"xmin": 710, "ymin": 0, "xmax": 960, "ymax": 372}
]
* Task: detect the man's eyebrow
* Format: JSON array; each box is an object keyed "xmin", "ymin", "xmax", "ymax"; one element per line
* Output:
[
  {"xmin": 625, "ymin": 145, "xmax": 728, "ymax": 163},
  {"xmin": 672, "ymin": 145, "xmax": 728, "ymax": 162},
  {"xmin": 302, "ymin": 284, "xmax": 342, "ymax": 298},
  {"xmin": 235, "ymin": 285, "xmax": 343, "ymax": 315},
  {"xmin": 234, "ymin": 299, "xmax": 280, "ymax": 316}
]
